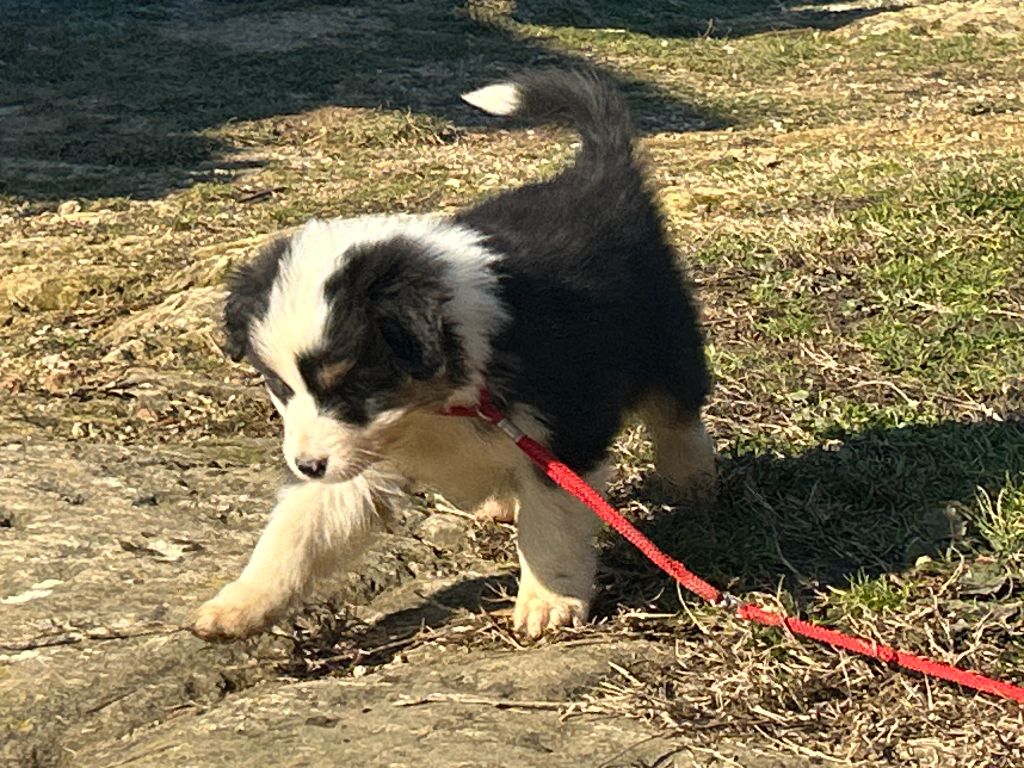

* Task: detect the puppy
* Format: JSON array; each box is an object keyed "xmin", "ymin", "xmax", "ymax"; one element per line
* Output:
[{"xmin": 192, "ymin": 70, "xmax": 714, "ymax": 642}]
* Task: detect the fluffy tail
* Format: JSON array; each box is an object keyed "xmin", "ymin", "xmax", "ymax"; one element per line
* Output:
[{"xmin": 461, "ymin": 69, "xmax": 633, "ymax": 163}]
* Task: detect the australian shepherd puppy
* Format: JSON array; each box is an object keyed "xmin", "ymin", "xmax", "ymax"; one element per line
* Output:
[{"xmin": 192, "ymin": 70, "xmax": 715, "ymax": 642}]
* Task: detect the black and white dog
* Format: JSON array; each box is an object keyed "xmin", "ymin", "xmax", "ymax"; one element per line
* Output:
[{"xmin": 192, "ymin": 70, "xmax": 714, "ymax": 641}]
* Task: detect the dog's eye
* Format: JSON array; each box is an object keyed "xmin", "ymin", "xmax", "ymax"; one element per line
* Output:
[
  {"xmin": 264, "ymin": 375, "xmax": 294, "ymax": 402},
  {"xmin": 316, "ymin": 359, "xmax": 354, "ymax": 390}
]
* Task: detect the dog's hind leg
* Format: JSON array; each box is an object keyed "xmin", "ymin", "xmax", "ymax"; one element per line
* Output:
[
  {"xmin": 192, "ymin": 467, "xmax": 405, "ymax": 641},
  {"xmin": 512, "ymin": 464, "xmax": 607, "ymax": 638},
  {"xmin": 640, "ymin": 393, "xmax": 717, "ymax": 504},
  {"xmin": 474, "ymin": 494, "xmax": 518, "ymax": 523}
]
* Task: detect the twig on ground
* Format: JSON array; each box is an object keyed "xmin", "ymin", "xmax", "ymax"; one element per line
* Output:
[{"xmin": 392, "ymin": 692, "xmax": 568, "ymax": 711}]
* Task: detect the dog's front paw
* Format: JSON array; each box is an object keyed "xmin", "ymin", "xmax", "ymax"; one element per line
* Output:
[
  {"xmin": 191, "ymin": 581, "xmax": 282, "ymax": 642},
  {"xmin": 513, "ymin": 585, "xmax": 589, "ymax": 639}
]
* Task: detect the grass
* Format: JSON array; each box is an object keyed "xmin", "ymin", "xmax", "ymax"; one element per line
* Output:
[
  {"xmin": 971, "ymin": 479, "xmax": 1024, "ymax": 556},
  {"xmin": 2, "ymin": 0, "xmax": 1024, "ymax": 764},
  {"xmin": 829, "ymin": 572, "xmax": 913, "ymax": 618},
  {"xmin": 849, "ymin": 175, "xmax": 1024, "ymax": 393}
]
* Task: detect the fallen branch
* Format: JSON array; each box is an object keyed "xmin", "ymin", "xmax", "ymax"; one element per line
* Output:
[
  {"xmin": 392, "ymin": 692, "xmax": 566, "ymax": 711},
  {"xmin": 0, "ymin": 626, "xmax": 188, "ymax": 652}
]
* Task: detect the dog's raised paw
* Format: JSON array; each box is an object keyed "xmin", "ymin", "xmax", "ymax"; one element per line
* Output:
[
  {"xmin": 191, "ymin": 582, "xmax": 278, "ymax": 642},
  {"xmin": 513, "ymin": 591, "xmax": 588, "ymax": 639}
]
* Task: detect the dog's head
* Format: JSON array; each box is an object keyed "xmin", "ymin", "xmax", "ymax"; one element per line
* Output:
[{"xmin": 224, "ymin": 216, "xmax": 501, "ymax": 483}]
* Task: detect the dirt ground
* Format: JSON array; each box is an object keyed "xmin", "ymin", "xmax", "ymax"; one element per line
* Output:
[{"xmin": 2, "ymin": 1, "xmax": 1023, "ymax": 766}]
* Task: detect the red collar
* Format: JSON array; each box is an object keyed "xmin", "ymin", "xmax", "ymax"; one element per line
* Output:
[{"xmin": 441, "ymin": 388, "xmax": 504, "ymax": 424}]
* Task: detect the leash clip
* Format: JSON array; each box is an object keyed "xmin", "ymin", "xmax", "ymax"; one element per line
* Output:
[{"xmin": 493, "ymin": 417, "xmax": 525, "ymax": 442}]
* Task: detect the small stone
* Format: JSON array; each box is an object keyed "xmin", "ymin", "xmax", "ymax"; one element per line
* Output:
[
  {"xmin": 417, "ymin": 515, "xmax": 465, "ymax": 551},
  {"xmin": 305, "ymin": 715, "xmax": 338, "ymax": 728},
  {"xmin": 40, "ymin": 370, "xmax": 70, "ymax": 393},
  {"xmin": 57, "ymin": 200, "xmax": 81, "ymax": 217},
  {"xmin": 135, "ymin": 406, "xmax": 158, "ymax": 423}
]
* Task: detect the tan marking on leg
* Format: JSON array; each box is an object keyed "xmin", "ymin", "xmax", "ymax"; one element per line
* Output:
[
  {"xmin": 474, "ymin": 495, "xmax": 518, "ymax": 523},
  {"xmin": 641, "ymin": 394, "xmax": 717, "ymax": 504}
]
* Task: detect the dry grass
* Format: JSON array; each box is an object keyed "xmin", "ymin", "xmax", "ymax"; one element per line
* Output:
[{"xmin": 2, "ymin": 1, "xmax": 1023, "ymax": 764}]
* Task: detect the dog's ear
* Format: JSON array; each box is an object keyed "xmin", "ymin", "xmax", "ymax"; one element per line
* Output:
[
  {"xmin": 222, "ymin": 288, "xmax": 253, "ymax": 363},
  {"xmin": 324, "ymin": 237, "xmax": 450, "ymax": 381},
  {"xmin": 222, "ymin": 237, "xmax": 290, "ymax": 363},
  {"xmin": 374, "ymin": 293, "xmax": 446, "ymax": 380},
  {"xmin": 330, "ymin": 237, "xmax": 449, "ymax": 380}
]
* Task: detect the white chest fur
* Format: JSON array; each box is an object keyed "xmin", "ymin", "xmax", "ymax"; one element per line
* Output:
[{"xmin": 383, "ymin": 409, "xmax": 542, "ymax": 509}]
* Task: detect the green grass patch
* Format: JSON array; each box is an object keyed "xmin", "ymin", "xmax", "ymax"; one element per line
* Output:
[
  {"xmin": 850, "ymin": 172, "xmax": 1024, "ymax": 389},
  {"xmin": 828, "ymin": 572, "xmax": 913, "ymax": 618},
  {"xmin": 970, "ymin": 479, "xmax": 1024, "ymax": 556}
]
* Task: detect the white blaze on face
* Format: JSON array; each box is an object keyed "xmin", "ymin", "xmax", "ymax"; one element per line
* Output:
[
  {"xmin": 250, "ymin": 220, "xmax": 350, "ymax": 481},
  {"xmin": 267, "ymin": 373, "xmax": 361, "ymax": 482},
  {"xmin": 280, "ymin": 388, "xmax": 361, "ymax": 480}
]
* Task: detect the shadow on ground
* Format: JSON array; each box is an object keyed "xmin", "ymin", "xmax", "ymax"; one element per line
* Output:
[
  {"xmin": 0, "ymin": 0, "xmax": 700, "ymax": 202},
  {"xmin": 0, "ymin": 0, "xmax": 898, "ymax": 202},
  {"xmin": 279, "ymin": 418, "xmax": 1023, "ymax": 673},
  {"xmin": 599, "ymin": 418, "xmax": 1024, "ymax": 612},
  {"xmin": 513, "ymin": 0, "xmax": 899, "ymax": 38},
  {"xmin": 279, "ymin": 573, "xmax": 518, "ymax": 679}
]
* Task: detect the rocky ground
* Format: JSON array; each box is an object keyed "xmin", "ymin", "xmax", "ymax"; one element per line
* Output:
[
  {"xmin": 0, "ymin": 442, "xmax": 689, "ymax": 767},
  {"xmin": 3, "ymin": 1, "xmax": 1024, "ymax": 766}
]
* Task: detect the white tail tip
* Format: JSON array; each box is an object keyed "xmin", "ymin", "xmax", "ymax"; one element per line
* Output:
[{"xmin": 461, "ymin": 83, "xmax": 521, "ymax": 116}]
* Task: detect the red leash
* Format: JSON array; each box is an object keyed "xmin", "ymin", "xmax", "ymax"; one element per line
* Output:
[{"xmin": 445, "ymin": 390, "xmax": 1024, "ymax": 704}]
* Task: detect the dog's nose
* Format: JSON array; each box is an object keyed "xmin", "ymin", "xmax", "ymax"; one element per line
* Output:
[{"xmin": 296, "ymin": 457, "xmax": 328, "ymax": 479}]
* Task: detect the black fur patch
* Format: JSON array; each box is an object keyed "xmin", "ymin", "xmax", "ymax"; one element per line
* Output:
[
  {"xmin": 324, "ymin": 238, "xmax": 451, "ymax": 381},
  {"xmin": 223, "ymin": 236, "xmax": 290, "ymax": 363},
  {"xmin": 457, "ymin": 69, "xmax": 710, "ymax": 473},
  {"xmin": 294, "ymin": 237, "xmax": 468, "ymax": 425}
]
